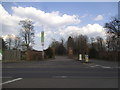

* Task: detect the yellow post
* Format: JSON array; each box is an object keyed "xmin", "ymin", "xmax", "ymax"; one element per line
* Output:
[{"xmin": 85, "ymin": 55, "xmax": 89, "ymax": 62}]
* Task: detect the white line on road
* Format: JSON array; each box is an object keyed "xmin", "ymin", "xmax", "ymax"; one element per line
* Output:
[
  {"xmin": 101, "ymin": 66, "xmax": 111, "ymax": 68},
  {"xmin": 0, "ymin": 78, "xmax": 22, "ymax": 85},
  {"xmin": 89, "ymin": 65, "xmax": 101, "ymax": 67},
  {"xmin": 84, "ymin": 64, "xmax": 100, "ymax": 68},
  {"xmin": 52, "ymin": 76, "xmax": 68, "ymax": 78},
  {"xmin": 52, "ymin": 74, "xmax": 111, "ymax": 79},
  {"xmin": 84, "ymin": 63, "xmax": 112, "ymax": 68},
  {"xmin": 89, "ymin": 65, "xmax": 97, "ymax": 67}
]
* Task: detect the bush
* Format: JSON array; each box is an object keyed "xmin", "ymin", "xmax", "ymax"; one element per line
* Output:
[
  {"xmin": 57, "ymin": 44, "xmax": 66, "ymax": 55},
  {"xmin": 45, "ymin": 47, "xmax": 54, "ymax": 58},
  {"xmin": 97, "ymin": 51, "xmax": 119, "ymax": 61},
  {"xmin": 89, "ymin": 47, "xmax": 98, "ymax": 59}
]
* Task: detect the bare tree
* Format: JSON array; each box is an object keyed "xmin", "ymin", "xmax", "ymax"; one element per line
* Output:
[
  {"xmin": 104, "ymin": 17, "xmax": 120, "ymax": 61},
  {"xmin": 73, "ymin": 35, "xmax": 88, "ymax": 55},
  {"xmin": 5, "ymin": 34, "xmax": 13, "ymax": 50},
  {"xmin": 105, "ymin": 17, "xmax": 120, "ymax": 38},
  {"xmin": 105, "ymin": 17, "xmax": 120, "ymax": 51},
  {"xmin": 106, "ymin": 35, "xmax": 117, "ymax": 51},
  {"xmin": 96, "ymin": 36, "xmax": 105, "ymax": 51},
  {"xmin": 0, "ymin": 37, "xmax": 7, "ymax": 50},
  {"xmin": 19, "ymin": 19, "xmax": 35, "ymax": 50},
  {"xmin": 4, "ymin": 34, "xmax": 21, "ymax": 50},
  {"xmin": 13, "ymin": 36, "xmax": 21, "ymax": 50}
]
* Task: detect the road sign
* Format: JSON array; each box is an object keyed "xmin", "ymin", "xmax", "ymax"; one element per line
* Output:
[{"xmin": 41, "ymin": 31, "xmax": 44, "ymax": 45}]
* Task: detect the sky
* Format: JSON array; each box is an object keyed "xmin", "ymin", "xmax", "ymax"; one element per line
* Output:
[{"xmin": 0, "ymin": 2, "xmax": 118, "ymax": 51}]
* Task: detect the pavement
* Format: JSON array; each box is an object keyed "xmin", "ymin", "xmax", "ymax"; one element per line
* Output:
[{"xmin": 1, "ymin": 56, "xmax": 119, "ymax": 88}]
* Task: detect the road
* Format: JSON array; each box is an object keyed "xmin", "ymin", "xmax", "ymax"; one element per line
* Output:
[{"xmin": 1, "ymin": 56, "xmax": 119, "ymax": 88}]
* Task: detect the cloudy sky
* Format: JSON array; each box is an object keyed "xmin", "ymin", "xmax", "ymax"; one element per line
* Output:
[{"xmin": 0, "ymin": 2, "xmax": 118, "ymax": 51}]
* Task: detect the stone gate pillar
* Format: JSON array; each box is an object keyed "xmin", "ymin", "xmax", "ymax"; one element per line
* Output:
[{"xmin": 68, "ymin": 47, "xmax": 73, "ymax": 58}]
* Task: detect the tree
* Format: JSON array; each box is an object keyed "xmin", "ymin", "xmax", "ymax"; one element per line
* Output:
[
  {"xmin": 4, "ymin": 34, "xmax": 21, "ymax": 50},
  {"xmin": 57, "ymin": 44, "xmax": 65, "ymax": 55},
  {"xmin": 50, "ymin": 39, "xmax": 66, "ymax": 55},
  {"xmin": 89, "ymin": 47, "xmax": 98, "ymax": 59},
  {"xmin": 5, "ymin": 34, "xmax": 13, "ymax": 50},
  {"xmin": 45, "ymin": 47, "xmax": 53, "ymax": 58},
  {"xmin": 50, "ymin": 40, "xmax": 59, "ymax": 55},
  {"xmin": 90, "ymin": 37, "xmax": 95, "ymax": 47},
  {"xmin": 19, "ymin": 19, "xmax": 35, "ymax": 50},
  {"xmin": 73, "ymin": 35, "xmax": 88, "ymax": 55},
  {"xmin": 0, "ymin": 37, "xmax": 7, "ymax": 50},
  {"xmin": 13, "ymin": 36, "xmax": 21, "ymax": 50},
  {"xmin": 105, "ymin": 17, "xmax": 120, "ymax": 38},
  {"xmin": 2, "ymin": 39, "xmax": 7, "ymax": 50},
  {"xmin": 106, "ymin": 35, "xmax": 117, "ymax": 51},
  {"xmin": 104, "ymin": 17, "xmax": 120, "ymax": 61},
  {"xmin": 104, "ymin": 17, "xmax": 120, "ymax": 51},
  {"xmin": 88, "ymin": 37, "xmax": 99, "ymax": 59},
  {"xmin": 96, "ymin": 36, "xmax": 105, "ymax": 51}
]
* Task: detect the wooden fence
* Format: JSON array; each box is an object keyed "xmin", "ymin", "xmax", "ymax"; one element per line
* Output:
[{"xmin": 3, "ymin": 50, "xmax": 21, "ymax": 60}]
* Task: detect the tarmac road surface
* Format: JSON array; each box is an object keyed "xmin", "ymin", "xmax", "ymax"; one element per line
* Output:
[{"xmin": 1, "ymin": 56, "xmax": 119, "ymax": 88}]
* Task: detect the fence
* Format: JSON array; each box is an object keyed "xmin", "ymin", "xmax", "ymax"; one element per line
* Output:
[
  {"xmin": 2, "ymin": 49, "xmax": 54, "ymax": 61},
  {"xmin": 25, "ymin": 50, "xmax": 42, "ymax": 60},
  {"xmin": 3, "ymin": 50, "xmax": 21, "ymax": 60}
]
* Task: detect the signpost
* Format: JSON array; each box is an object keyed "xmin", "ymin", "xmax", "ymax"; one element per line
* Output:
[{"xmin": 41, "ymin": 31, "xmax": 44, "ymax": 59}]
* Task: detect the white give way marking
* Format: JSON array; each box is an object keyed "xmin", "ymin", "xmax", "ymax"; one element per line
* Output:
[
  {"xmin": 0, "ymin": 78, "xmax": 22, "ymax": 85},
  {"xmin": 84, "ymin": 63, "xmax": 111, "ymax": 68},
  {"xmin": 52, "ymin": 76, "xmax": 68, "ymax": 78}
]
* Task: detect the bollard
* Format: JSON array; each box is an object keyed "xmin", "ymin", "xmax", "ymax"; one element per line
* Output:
[
  {"xmin": 0, "ymin": 49, "xmax": 2, "ymax": 60},
  {"xmin": 79, "ymin": 54, "xmax": 82, "ymax": 61},
  {"xmin": 85, "ymin": 55, "xmax": 89, "ymax": 62}
]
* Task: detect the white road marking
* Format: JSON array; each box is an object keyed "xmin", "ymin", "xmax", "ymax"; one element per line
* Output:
[
  {"xmin": 89, "ymin": 65, "xmax": 97, "ymax": 67},
  {"xmin": 101, "ymin": 66, "xmax": 111, "ymax": 68},
  {"xmin": 89, "ymin": 65, "xmax": 101, "ymax": 67},
  {"xmin": 0, "ymin": 78, "xmax": 22, "ymax": 85},
  {"xmin": 60, "ymin": 76, "xmax": 114, "ymax": 78},
  {"xmin": 85, "ymin": 63, "xmax": 100, "ymax": 67},
  {"xmin": 84, "ymin": 63, "xmax": 112, "ymax": 68},
  {"xmin": 94, "ymin": 65, "xmax": 100, "ymax": 66},
  {"xmin": 52, "ymin": 76, "xmax": 68, "ymax": 78}
]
